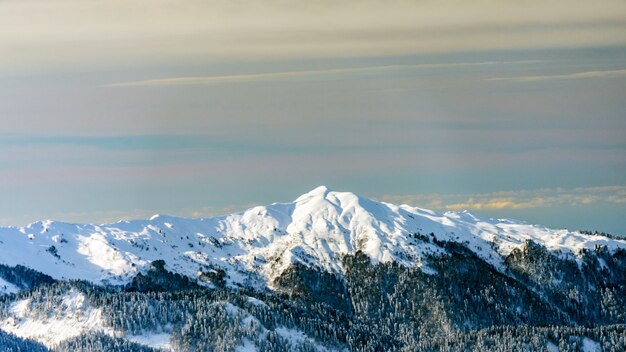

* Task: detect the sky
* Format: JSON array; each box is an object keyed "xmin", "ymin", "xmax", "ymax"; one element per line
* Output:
[{"xmin": 1, "ymin": 0, "xmax": 625, "ymax": 234}]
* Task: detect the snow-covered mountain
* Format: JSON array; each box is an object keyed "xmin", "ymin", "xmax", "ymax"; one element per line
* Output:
[
  {"xmin": 1, "ymin": 187, "xmax": 626, "ymax": 351},
  {"xmin": 1, "ymin": 186, "xmax": 624, "ymax": 292}
]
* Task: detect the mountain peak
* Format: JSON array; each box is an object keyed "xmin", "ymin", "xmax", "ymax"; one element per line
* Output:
[
  {"xmin": 294, "ymin": 186, "xmax": 368, "ymax": 207},
  {"xmin": 310, "ymin": 185, "xmax": 330, "ymax": 193},
  {"xmin": 295, "ymin": 185, "xmax": 331, "ymax": 201}
]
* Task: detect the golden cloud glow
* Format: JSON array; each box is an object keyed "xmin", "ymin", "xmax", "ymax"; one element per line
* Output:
[{"xmin": 377, "ymin": 186, "xmax": 626, "ymax": 212}]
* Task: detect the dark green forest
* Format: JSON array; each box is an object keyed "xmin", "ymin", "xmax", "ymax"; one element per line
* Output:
[{"xmin": 0, "ymin": 238, "xmax": 625, "ymax": 351}]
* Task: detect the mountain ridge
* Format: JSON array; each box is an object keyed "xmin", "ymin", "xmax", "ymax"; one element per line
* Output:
[{"xmin": 0, "ymin": 186, "xmax": 624, "ymax": 291}]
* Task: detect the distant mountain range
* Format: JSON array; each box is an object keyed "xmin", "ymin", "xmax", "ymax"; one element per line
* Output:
[{"xmin": 0, "ymin": 187, "xmax": 624, "ymax": 351}]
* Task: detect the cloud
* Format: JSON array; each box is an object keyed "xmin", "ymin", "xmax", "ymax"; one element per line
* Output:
[
  {"xmin": 445, "ymin": 197, "xmax": 545, "ymax": 211},
  {"xmin": 107, "ymin": 60, "xmax": 541, "ymax": 87},
  {"xmin": 0, "ymin": 204, "xmax": 255, "ymax": 227},
  {"xmin": 487, "ymin": 69, "xmax": 626, "ymax": 82},
  {"xmin": 2, "ymin": 0, "xmax": 626, "ymax": 71},
  {"xmin": 376, "ymin": 185, "xmax": 626, "ymax": 212}
]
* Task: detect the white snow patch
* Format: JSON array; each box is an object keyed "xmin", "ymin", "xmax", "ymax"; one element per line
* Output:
[
  {"xmin": 241, "ymin": 315, "xmax": 260, "ymax": 328},
  {"xmin": 246, "ymin": 296, "xmax": 268, "ymax": 307},
  {"xmin": 235, "ymin": 339, "xmax": 258, "ymax": 352},
  {"xmin": 275, "ymin": 326, "xmax": 336, "ymax": 352},
  {"xmin": 581, "ymin": 337, "xmax": 601, "ymax": 352},
  {"xmin": 0, "ymin": 289, "xmax": 117, "ymax": 347},
  {"xmin": 546, "ymin": 341, "xmax": 558, "ymax": 352},
  {"xmin": 127, "ymin": 332, "xmax": 172, "ymax": 351},
  {"xmin": 77, "ymin": 234, "xmax": 135, "ymax": 277},
  {"xmin": 0, "ymin": 277, "xmax": 19, "ymax": 295},
  {"xmin": 224, "ymin": 302, "xmax": 241, "ymax": 316}
]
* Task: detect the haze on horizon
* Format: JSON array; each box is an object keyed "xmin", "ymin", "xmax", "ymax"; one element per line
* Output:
[{"xmin": 1, "ymin": 0, "xmax": 625, "ymax": 235}]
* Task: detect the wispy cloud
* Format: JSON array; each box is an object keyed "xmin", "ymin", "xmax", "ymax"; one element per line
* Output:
[
  {"xmin": 486, "ymin": 69, "xmax": 626, "ymax": 82},
  {"xmin": 107, "ymin": 60, "xmax": 540, "ymax": 87},
  {"xmin": 376, "ymin": 185, "xmax": 626, "ymax": 212},
  {"xmin": 4, "ymin": 0, "xmax": 625, "ymax": 71}
]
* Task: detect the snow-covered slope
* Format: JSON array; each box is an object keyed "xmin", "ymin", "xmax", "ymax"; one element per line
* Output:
[
  {"xmin": 0, "ymin": 186, "xmax": 624, "ymax": 290},
  {"xmin": 0, "ymin": 277, "xmax": 19, "ymax": 295},
  {"xmin": 0, "ymin": 289, "xmax": 117, "ymax": 347}
]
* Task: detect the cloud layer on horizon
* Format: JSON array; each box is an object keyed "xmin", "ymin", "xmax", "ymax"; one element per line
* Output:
[
  {"xmin": 3, "ymin": 185, "xmax": 626, "ymax": 230},
  {"xmin": 377, "ymin": 186, "xmax": 626, "ymax": 212}
]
